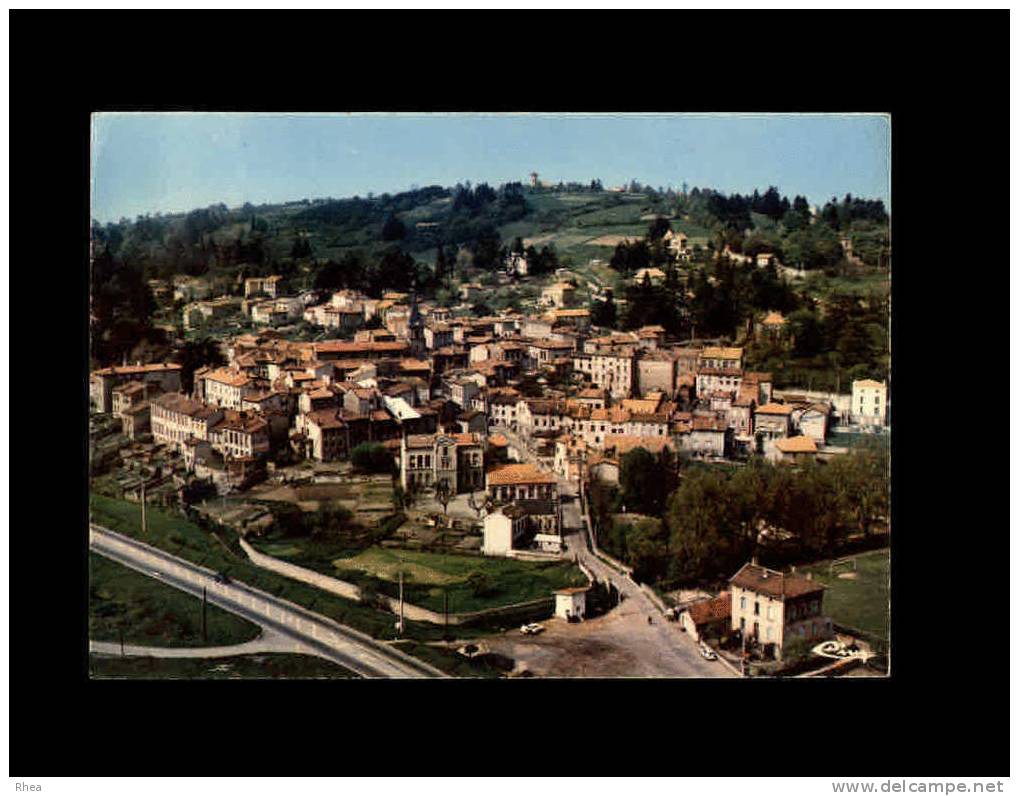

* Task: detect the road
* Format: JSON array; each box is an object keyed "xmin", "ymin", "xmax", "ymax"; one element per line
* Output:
[
  {"xmin": 89, "ymin": 524, "xmax": 446, "ymax": 679},
  {"xmin": 493, "ymin": 424, "xmax": 737, "ymax": 678}
]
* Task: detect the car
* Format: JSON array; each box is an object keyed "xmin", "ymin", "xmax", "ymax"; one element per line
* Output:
[
  {"xmin": 699, "ymin": 643, "xmax": 718, "ymax": 661},
  {"xmin": 520, "ymin": 623, "xmax": 545, "ymax": 636},
  {"xmin": 213, "ymin": 571, "xmax": 232, "ymax": 585}
]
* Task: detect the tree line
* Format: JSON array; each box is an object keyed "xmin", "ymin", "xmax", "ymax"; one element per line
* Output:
[{"xmin": 589, "ymin": 442, "xmax": 889, "ymax": 589}]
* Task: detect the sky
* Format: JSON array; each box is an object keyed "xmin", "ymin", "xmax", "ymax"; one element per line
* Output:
[{"xmin": 90, "ymin": 113, "xmax": 891, "ymax": 224}]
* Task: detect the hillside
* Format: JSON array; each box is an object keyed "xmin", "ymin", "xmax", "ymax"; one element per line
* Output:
[{"xmin": 89, "ymin": 181, "xmax": 891, "ymax": 389}]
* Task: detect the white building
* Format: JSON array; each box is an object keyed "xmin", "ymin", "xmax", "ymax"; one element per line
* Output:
[
  {"xmin": 554, "ymin": 587, "xmax": 588, "ymax": 620},
  {"xmin": 851, "ymin": 379, "xmax": 887, "ymax": 427}
]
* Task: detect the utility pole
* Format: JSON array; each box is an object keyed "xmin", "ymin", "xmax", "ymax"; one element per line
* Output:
[
  {"xmin": 202, "ymin": 586, "xmax": 208, "ymax": 643},
  {"xmin": 119, "ymin": 622, "xmax": 125, "ymax": 657},
  {"xmin": 140, "ymin": 482, "xmax": 147, "ymax": 534},
  {"xmin": 443, "ymin": 588, "xmax": 449, "ymax": 642},
  {"xmin": 398, "ymin": 571, "xmax": 404, "ymax": 637}
]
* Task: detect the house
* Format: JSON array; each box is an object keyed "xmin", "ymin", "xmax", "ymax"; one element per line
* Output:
[
  {"xmin": 201, "ymin": 367, "xmax": 256, "ymax": 409},
  {"xmin": 637, "ymin": 349, "xmax": 678, "ymax": 396},
  {"xmin": 209, "ymin": 410, "xmax": 271, "ymax": 460},
  {"xmin": 768, "ymin": 435, "xmax": 819, "ymax": 463},
  {"xmin": 759, "ymin": 311, "xmax": 786, "ymax": 341},
  {"xmin": 110, "ymin": 380, "xmax": 163, "ymax": 417},
  {"xmin": 400, "ymin": 432, "xmax": 484, "ymax": 494},
  {"xmin": 755, "ymin": 252, "xmax": 779, "ymax": 268},
  {"xmin": 679, "ymin": 592, "xmax": 731, "ymax": 642},
  {"xmin": 729, "ymin": 562, "xmax": 833, "ymax": 660},
  {"xmin": 792, "ymin": 403, "xmax": 829, "ymax": 443},
  {"xmin": 632, "ymin": 267, "xmax": 666, "ymax": 285},
  {"xmin": 696, "ymin": 347, "xmax": 743, "ymax": 396},
  {"xmin": 244, "ymin": 274, "xmax": 284, "ymax": 298},
  {"xmin": 183, "ymin": 296, "xmax": 242, "ymax": 330},
  {"xmin": 573, "ymin": 347, "xmax": 637, "ymax": 399},
  {"xmin": 852, "ymin": 379, "xmax": 888, "ymax": 427},
  {"xmin": 150, "ymin": 393, "xmax": 225, "ymax": 453},
  {"xmin": 486, "ymin": 463, "xmax": 558, "ymax": 503},
  {"xmin": 90, "ymin": 363, "xmax": 183, "ymax": 414},
  {"xmin": 301, "ymin": 409, "xmax": 348, "ymax": 462},
  {"xmin": 540, "ymin": 282, "xmax": 577, "ymax": 309},
  {"xmin": 753, "ymin": 402, "xmax": 793, "ymax": 449},
  {"xmin": 554, "ymin": 587, "xmax": 588, "ymax": 620},
  {"xmin": 684, "ymin": 415, "xmax": 729, "ymax": 458},
  {"xmin": 547, "ymin": 308, "xmax": 591, "ymax": 332},
  {"xmin": 482, "ymin": 499, "xmax": 563, "ymax": 556},
  {"xmin": 120, "ymin": 401, "xmax": 152, "ymax": 440},
  {"xmin": 482, "ymin": 505, "xmax": 529, "ymax": 556},
  {"xmin": 663, "ymin": 229, "xmax": 690, "ymax": 258}
]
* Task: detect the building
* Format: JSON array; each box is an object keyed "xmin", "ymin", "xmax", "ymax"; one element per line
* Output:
[
  {"xmin": 679, "ymin": 592, "xmax": 731, "ymax": 642},
  {"xmin": 769, "ymin": 435, "xmax": 819, "ymax": 463},
  {"xmin": 729, "ymin": 562, "xmax": 833, "ymax": 660},
  {"xmin": 696, "ymin": 347, "xmax": 743, "ymax": 396},
  {"xmin": 754, "ymin": 402, "xmax": 793, "ymax": 450},
  {"xmin": 209, "ymin": 411, "xmax": 271, "ymax": 460},
  {"xmin": 851, "ymin": 379, "xmax": 888, "ymax": 427},
  {"xmin": 183, "ymin": 297, "xmax": 242, "ymax": 330},
  {"xmin": 301, "ymin": 409, "xmax": 348, "ymax": 462},
  {"xmin": 110, "ymin": 380, "xmax": 163, "ymax": 417},
  {"xmin": 540, "ymin": 282, "xmax": 577, "ymax": 309},
  {"xmin": 400, "ymin": 432, "xmax": 484, "ymax": 494},
  {"xmin": 486, "ymin": 463, "xmax": 558, "ymax": 503},
  {"xmin": 554, "ymin": 587, "xmax": 588, "ymax": 620},
  {"xmin": 632, "ymin": 267, "xmax": 666, "ymax": 285},
  {"xmin": 573, "ymin": 347, "xmax": 637, "ymax": 399},
  {"xmin": 200, "ymin": 367, "xmax": 256, "ymax": 409},
  {"xmin": 636, "ymin": 349, "xmax": 678, "ymax": 396},
  {"xmin": 90, "ymin": 363, "xmax": 183, "ymax": 414},
  {"xmin": 150, "ymin": 393, "xmax": 225, "ymax": 452},
  {"xmin": 482, "ymin": 499, "xmax": 563, "ymax": 556},
  {"xmin": 244, "ymin": 274, "xmax": 284, "ymax": 298}
]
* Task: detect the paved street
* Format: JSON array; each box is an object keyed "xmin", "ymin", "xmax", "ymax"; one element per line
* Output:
[
  {"xmin": 90, "ymin": 524, "xmax": 446, "ymax": 679},
  {"xmin": 492, "ymin": 424, "xmax": 737, "ymax": 678}
]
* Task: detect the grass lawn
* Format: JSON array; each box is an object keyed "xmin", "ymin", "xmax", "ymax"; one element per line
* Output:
[
  {"xmin": 89, "ymin": 653, "xmax": 357, "ymax": 679},
  {"xmin": 89, "ymin": 553, "xmax": 260, "ymax": 647},
  {"xmin": 88, "ymin": 493, "xmax": 486, "ymax": 645},
  {"xmin": 248, "ymin": 535, "xmax": 588, "ymax": 615},
  {"xmin": 390, "ymin": 641, "xmax": 504, "ymax": 678},
  {"xmin": 799, "ymin": 548, "xmax": 890, "ymax": 641}
]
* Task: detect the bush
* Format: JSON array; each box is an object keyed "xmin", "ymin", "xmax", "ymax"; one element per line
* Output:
[
  {"xmin": 465, "ymin": 571, "xmax": 495, "ymax": 598},
  {"xmin": 350, "ymin": 442, "xmax": 395, "ymax": 475}
]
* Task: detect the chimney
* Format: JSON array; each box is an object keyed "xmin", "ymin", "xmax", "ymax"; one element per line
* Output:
[
  {"xmin": 761, "ymin": 570, "xmax": 768, "ymax": 579},
  {"xmin": 806, "ymin": 572, "xmax": 813, "ymax": 581},
  {"xmin": 750, "ymin": 555, "xmax": 758, "ymax": 566}
]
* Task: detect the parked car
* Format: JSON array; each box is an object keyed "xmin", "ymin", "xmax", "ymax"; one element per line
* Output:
[
  {"xmin": 699, "ymin": 642, "xmax": 718, "ymax": 661},
  {"xmin": 520, "ymin": 623, "xmax": 545, "ymax": 636},
  {"xmin": 214, "ymin": 571, "xmax": 232, "ymax": 585}
]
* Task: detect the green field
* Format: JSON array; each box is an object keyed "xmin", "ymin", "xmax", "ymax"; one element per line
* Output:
[
  {"xmin": 800, "ymin": 548, "xmax": 890, "ymax": 641},
  {"xmin": 89, "ymin": 553, "xmax": 261, "ymax": 647},
  {"xmin": 249, "ymin": 536, "xmax": 589, "ymax": 615},
  {"xmin": 88, "ymin": 493, "xmax": 486, "ymax": 643},
  {"xmin": 89, "ymin": 653, "xmax": 357, "ymax": 679}
]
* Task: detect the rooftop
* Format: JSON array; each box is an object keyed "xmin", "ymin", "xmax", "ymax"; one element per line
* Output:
[{"xmin": 730, "ymin": 563, "xmax": 824, "ymax": 601}]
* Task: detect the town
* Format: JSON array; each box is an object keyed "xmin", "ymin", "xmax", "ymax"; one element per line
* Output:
[{"xmin": 89, "ymin": 162, "xmax": 890, "ymax": 679}]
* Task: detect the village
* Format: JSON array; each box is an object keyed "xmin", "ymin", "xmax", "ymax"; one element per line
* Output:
[{"xmin": 90, "ymin": 237, "xmax": 890, "ymax": 679}]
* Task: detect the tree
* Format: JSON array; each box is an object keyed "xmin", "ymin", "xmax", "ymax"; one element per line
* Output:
[
  {"xmin": 590, "ymin": 294, "xmax": 617, "ymax": 328},
  {"xmin": 350, "ymin": 442, "xmax": 394, "ymax": 474},
  {"xmin": 647, "ymin": 215, "xmax": 672, "ymax": 241},
  {"xmin": 467, "ymin": 491, "xmax": 491, "ymax": 519},
  {"xmin": 381, "ymin": 213, "xmax": 407, "ymax": 241},
  {"xmin": 434, "ymin": 479, "xmax": 453, "ymax": 517},
  {"xmin": 620, "ymin": 447, "xmax": 670, "ymax": 516},
  {"xmin": 174, "ymin": 338, "xmax": 226, "ymax": 394}
]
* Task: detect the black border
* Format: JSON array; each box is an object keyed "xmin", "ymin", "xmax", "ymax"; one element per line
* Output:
[{"xmin": 10, "ymin": 10, "xmax": 1009, "ymax": 777}]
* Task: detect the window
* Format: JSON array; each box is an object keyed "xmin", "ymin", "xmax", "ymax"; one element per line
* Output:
[
  {"xmin": 754, "ymin": 602, "xmax": 759, "ymax": 616},
  {"xmin": 740, "ymin": 596, "xmax": 746, "ymax": 610}
]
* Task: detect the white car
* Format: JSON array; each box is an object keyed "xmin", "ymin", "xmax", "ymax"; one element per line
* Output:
[
  {"xmin": 520, "ymin": 623, "xmax": 545, "ymax": 636},
  {"xmin": 699, "ymin": 642, "xmax": 718, "ymax": 661}
]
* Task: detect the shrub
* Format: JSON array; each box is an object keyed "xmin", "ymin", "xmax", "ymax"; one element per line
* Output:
[{"xmin": 350, "ymin": 443, "xmax": 395, "ymax": 475}]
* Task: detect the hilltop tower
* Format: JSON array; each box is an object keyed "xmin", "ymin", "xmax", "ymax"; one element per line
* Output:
[{"xmin": 530, "ymin": 172, "xmax": 539, "ymax": 188}]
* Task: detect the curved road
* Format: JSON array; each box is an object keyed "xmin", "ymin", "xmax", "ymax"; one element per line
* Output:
[{"xmin": 90, "ymin": 525, "xmax": 446, "ymax": 679}]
